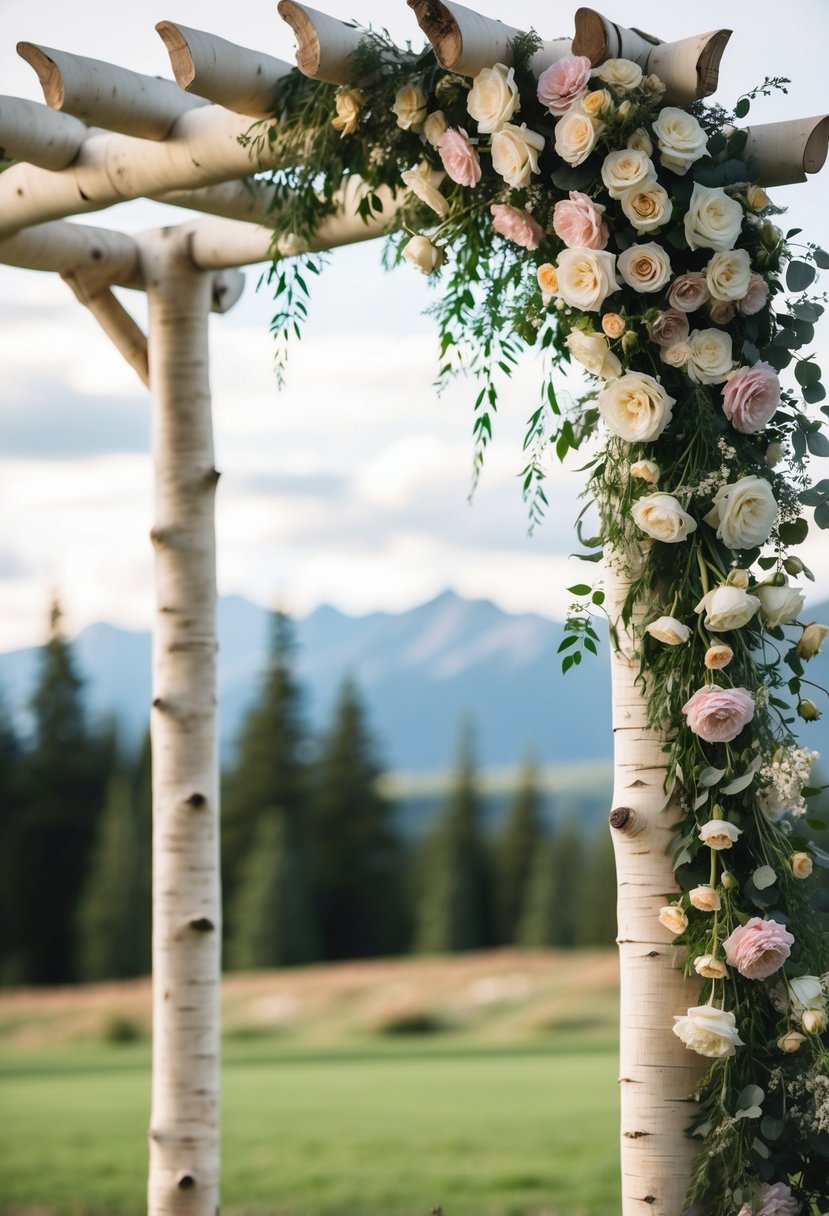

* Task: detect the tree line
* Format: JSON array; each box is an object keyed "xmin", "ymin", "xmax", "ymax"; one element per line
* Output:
[{"xmin": 0, "ymin": 605, "xmax": 617, "ymax": 986}]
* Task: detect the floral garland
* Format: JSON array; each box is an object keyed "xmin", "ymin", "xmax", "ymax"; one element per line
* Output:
[{"xmin": 259, "ymin": 32, "xmax": 829, "ymax": 1216}]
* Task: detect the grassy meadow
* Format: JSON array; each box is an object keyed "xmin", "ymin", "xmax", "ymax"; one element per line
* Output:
[{"xmin": 0, "ymin": 951, "xmax": 621, "ymax": 1216}]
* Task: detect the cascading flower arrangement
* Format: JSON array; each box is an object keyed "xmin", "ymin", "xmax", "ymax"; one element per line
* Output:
[{"xmin": 259, "ymin": 30, "xmax": 829, "ymax": 1216}]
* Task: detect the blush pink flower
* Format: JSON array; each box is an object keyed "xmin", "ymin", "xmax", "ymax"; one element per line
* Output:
[
  {"xmin": 490, "ymin": 204, "xmax": 544, "ymax": 250},
  {"xmin": 649, "ymin": 309, "xmax": 690, "ymax": 349},
  {"xmin": 724, "ymin": 917, "xmax": 795, "ymax": 980},
  {"xmin": 737, "ymin": 1183, "xmax": 798, "ymax": 1216},
  {"xmin": 537, "ymin": 55, "xmax": 592, "ymax": 115},
  {"xmin": 722, "ymin": 361, "xmax": 780, "ymax": 434},
  {"xmin": 439, "ymin": 128, "xmax": 482, "ymax": 187},
  {"xmin": 682, "ymin": 685, "xmax": 755, "ymax": 743},
  {"xmin": 552, "ymin": 191, "xmax": 609, "ymax": 250},
  {"xmin": 667, "ymin": 271, "xmax": 709, "ymax": 312},
  {"xmin": 738, "ymin": 272, "xmax": 770, "ymax": 316}
]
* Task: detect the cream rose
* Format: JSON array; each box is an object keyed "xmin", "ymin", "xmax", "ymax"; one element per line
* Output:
[
  {"xmin": 652, "ymin": 107, "xmax": 708, "ymax": 174},
  {"xmin": 627, "ymin": 127, "xmax": 653, "ymax": 155},
  {"xmin": 621, "ymin": 181, "xmax": 672, "ymax": 233},
  {"xmin": 791, "ymin": 852, "xmax": 813, "ymax": 879},
  {"xmin": 556, "ymin": 248, "xmax": 620, "ymax": 312},
  {"xmin": 689, "ymin": 885, "xmax": 721, "ymax": 913},
  {"xmin": 694, "ymin": 955, "xmax": 729, "ymax": 980},
  {"xmin": 402, "ymin": 235, "xmax": 443, "ymax": 275},
  {"xmin": 705, "ymin": 476, "xmax": 778, "ymax": 550},
  {"xmin": 565, "ymin": 331, "xmax": 622, "ymax": 379},
  {"xmin": 467, "ymin": 63, "xmax": 520, "ymax": 134},
  {"xmin": 789, "ymin": 975, "xmax": 827, "ymax": 1017},
  {"xmin": 630, "ymin": 458, "xmax": 660, "ymax": 483},
  {"xmin": 618, "ymin": 243, "xmax": 672, "ymax": 293},
  {"xmin": 662, "ymin": 341, "xmax": 690, "ymax": 368},
  {"xmin": 646, "ymin": 616, "xmax": 691, "ymax": 644},
  {"xmin": 796, "ymin": 622, "xmax": 829, "ymax": 660},
  {"xmin": 581, "ymin": 88, "xmax": 611, "ymax": 118},
  {"xmin": 684, "ymin": 183, "xmax": 744, "ymax": 251},
  {"xmin": 491, "ymin": 122, "xmax": 545, "ymax": 186},
  {"xmin": 699, "ymin": 819, "xmax": 742, "ymax": 850},
  {"xmin": 632, "ymin": 494, "xmax": 696, "ymax": 543},
  {"xmin": 673, "ymin": 1004, "xmax": 743, "ymax": 1058},
  {"xmin": 600, "ymin": 149, "xmax": 655, "ymax": 199},
  {"xmin": 756, "ymin": 579, "xmax": 805, "ymax": 627},
  {"xmin": 392, "ymin": 83, "xmax": 428, "ymax": 131},
  {"xmin": 423, "ymin": 110, "xmax": 448, "ymax": 148},
  {"xmin": 695, "ymin": 584, "xmax": 761, "ymax": 632},
  {"xmin": 595, "ymin": 58, "xmax": 643, "ymax": 90},
  {"xmin": 686, "ymin": 328, "xmax": 734, "ymax": 385},
  {"xmin": 602, "ymin": 312, "xmax": 626, "ymax": 338},
  {"xmin": 658, "ymin": 903, "xmax": 688, "ymax": 935},
  {"xmin": 778, "ymin": 1030, "xmax": 807, "ymax": 1053},
  {"xmin": 705, "ymin": 643, "xmax": 734, "ymax": 669},
  {"xmin": 598, "ymin": 372, "xmax": 674, "ymax": 441},
  {"xmin": 706, "ymin": 249, "xmax": 753, "ymax": 302},
  {"xmin": 400, "ymin": 167, "xmax": 449, "ymax": 218},
  {"xmin": 331, "ymin": 87, "xmax": 364, "ymax": 136},
  {"xmin": 554, "ymin": 109, "xmax": 600, "ymax": 166}
]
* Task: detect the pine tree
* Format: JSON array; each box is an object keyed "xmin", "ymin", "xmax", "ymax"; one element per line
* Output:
[
  {"xmin": 516, "ymin": 835, "xmax": 557, "ymax": 948},
  {"xmin": 516, "ymin": 817, "xmax": 585, "ymax": 949},
  {"xmin": 307, "ymin": 675, "xmax": 407, "ymax": 960},
  {"xmin": 415, "ymin": 719, "xmax": 491, "ymax": 954},
  {"xmin": 222, "ymin": 611, "xmax": 308, "ymax": 903},
  {"xmin": 576, "ymin": 828, "xmax": 618, "ymax": 948},
  {"xmin": 0, "ymin": 692, "xmax": 24, "ymax": 985},
  {"xmin": 227, "ymin": 812, "xmax": 319, "ymax": 969},
  {"xmin": 16, "ymin": 601, "xmax": 110, "ymax": 983},
  {"xmin": 493, "ymin": 758, "xmax": 544, "ymax": 945}
]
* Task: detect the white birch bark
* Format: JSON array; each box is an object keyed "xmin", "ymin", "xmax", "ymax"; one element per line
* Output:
[
  {"xmin": 156, "ymin": 23, "xmax": 292, "ymax": 118},
  {"xmin": 142, "ymin": 229, "xmax": 222, "ymax": 1216},
  {"xmin": 740, "ymin": 115, "xmax": 829, "ymax": 186},
  {"xmin": 406, "ymin": 0, "xmax": 571, "ymax": 78},
  {"xmin": 277, "ymin": 1, "xmax": 367, "ymax": 84},
  {"xmin": 0, "ymin": 95, "xmax": 87, "ymax": 169},
  {"xmin": 605, "ymin": 547, "xmax": 704, "ymax": 1216}
]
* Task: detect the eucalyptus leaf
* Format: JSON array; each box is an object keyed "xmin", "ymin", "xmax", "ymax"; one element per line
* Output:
[
  {"xmin": 787, "ymin": 260, "xmax": 817, "ymax": 292},
  {"xmin": 693, "ymin": 790, "xmax": 709, "ymax": 811},
  {"xmin": 761, "ymin": 1116, "xmax": 784, "ymax": 1141},
  {"xmin": 737, "ymin": 1085, "xmax": 765, "ymax": 1110},
  {"xmin": 736, "ymin": 1105, "xmax": 763, "ymax": 1121},
  {"xmin": 721, "ymin": 771, "xmax": 755, "ymax": 795},
  {"xmin": 753, "ymin": 865, "xmax": 777, "ymax": 890},
  {"xmin": 751, "ymin": 1138, "xmax": 770, "ymax": 1160},
  {"xmin": 699, "ymin": 766, "xmax": 726, "ymax": 787}
]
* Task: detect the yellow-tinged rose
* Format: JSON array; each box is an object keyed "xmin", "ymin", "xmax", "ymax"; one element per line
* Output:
[
  {"xmin": 331, "ymin": 87, "xmax": 364, "ymax": 136},
  {"xmin": 581, "ymin": 89, "xmax": 611, "ymax": 118},
  {"xmin": 778, "ymin": 1029, "xmax": 807, "ymax": 1053},
  {"xmin": 796, "ymin": 622, "xmax": 829, "ymax": 661},
  {"xmin": 630, "ymin": 458, "xmax": 659, "ymax": 484},
  {"xmin": 565, "ymin": 330, "xmax": 622, "ymax": 379},
  {"xmin": 402, "ymin": 235, "xmax": 443, "ymax": 274},
  {"xmin": 704, "ymin": 643, "xmax": 734, "ymax": 670},
  {"xmin": 689, "ymin": 885, "xmax": 721, "ymax": 912},
  {"xmin": 658, "ymin": 904, "xmax": 688, "ymax": 935},
  {"xmin": 423, "ymin": 110, "xmax": 448, "ymax": 148},
  {"xmin": 392, "ymin": 83, "xmax": 428, "ymax": 131},
  {"xmin": 802, "ymin": 1008, "xmax": 827, "ymax": 1035},
  {"xmin": 645, "ymin": 616, "xmax": 691, "ymax": 645},
  {"xmin": 746, "ymin": 185, "xmax": 770, "ymax": 210},
  {"xmin": 627, "ymin": 127, "xmax": 653, "ymax": 155},
  {"xmin": 537, "ymin": 263, "xmax": 558, "ymax": 302},
  {"xmin": 466, "ymin": 62, "xmax": 520, "ymax": 134},
  {"xmin": 601, "ymin": 312, "xmax": 626, "ymax": 338},
  {"xmin": 694, "ymin": 954, "xmax": 728, "ymax": 980},
  {"xmin": 791, "ymin": 852, "xmax": 813, "ymax": 879}
]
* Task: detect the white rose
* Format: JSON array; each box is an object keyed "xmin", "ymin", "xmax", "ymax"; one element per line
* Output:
[
  {"xmin": 467, "ymin": 63, "xmax": 520, "ymax": 134},
  {"xmin": 630, "ymin": 459, "xmax": 660, "ymax": 484},
  {"xmin": 621, "ymin": 181, "xmax": 672, "ymax": 233},
  {"xmin": 618, "ymin": 242, "xmax": 672, "ymax": 293},
  {"xmin": 704, "ymin": 476, "xmax": 778, "ymax": 550},
  {"xmin": 565, "ymin": 331, "xmax": 622, "ymax": 380},
  {"xmin": 400, "ymin": 167, "xmax": 449, "ymax": 218},
  {"xmin": 423, "ymin": 110, "xmax": 448, "ymax": 148},
  {"xmin": 491, "ymin": 122, "xmax": 545, "ymax": 187},
  {"xmin": 756, "ymin": 580, "xmax": 805, "ymax": 627},
  {"xmin": 631, "ymin": 494, "xmax": 697, "ymax": 543},
  {"xmin": 695, "ymin": 585, "xmax": 761, "ymax": 632},
  {"xmin": 684, "ymin": 183, "xmax": 744, "ymax": 251},
  {"xmin": 662, "ymin": 341, "xmax": 689, "ymax": 368},
  {"xmin": 698, "ymin": 819, "xmax": 742, "ymax": 850},
  {"xmin": 686, "ymin": 328, "xmax": 734, "ymax": 384},
  {"xmin": 554, "ymin": 110, "xmax": 600, "ymax": 167},
  {"xmin": 556, "ymin": 248, "xmax": 620, "ymax": 312},
  {"xmin": 673, "ymin": 1004, "xmax": 743, "ymax": 1058},
  {"xmin": 599, "ymin": 372, "xmax": 674, "ymax": 441},
  {"xmin": 601, "ymin": 149, "xmax": 656, "ymax": 199},
  {"xmin": 595, "ymin": 58, "xmax": 643, "ymax": 90},
  {"xmin": 652, "ymin": 107, "xmax": 707, "ymax": 175},
  {"xmin": 646, "ymin": 615, "xmax": 692, "ymax": 644},
  {"xmin": 789, "ymin": 976, "xmax": 827, "ymax": 1016},
  {"xmin": 706, "ymin": 248, "xmax": 752, "ymax": 302},
  {"xmin": 402, "ymin": 235, "xmax": 443, "ymax": 274},
  {"xmin": 392, "ymin": 83, "xmax": 428, "ymax": 131}
]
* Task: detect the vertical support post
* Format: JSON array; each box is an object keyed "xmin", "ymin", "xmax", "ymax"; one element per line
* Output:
[
  {"xmin": 605, "ymin": 552, "xmax": 704, "ymax": 1216},
  {"xmin": 142, "ymin": 228, "xmax": 221, "ymax": 1216}
]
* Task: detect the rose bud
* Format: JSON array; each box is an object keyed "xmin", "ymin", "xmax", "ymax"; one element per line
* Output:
[
  {"xmin": 602, "ymin": 312, "xmax": 626, "ymax": 338},
  {"xmin": 726, "ymin": 568, "xmax": 750, "ymax": 589},
  {"xmin": 630, "ymin": 459, "xmax": 660, "ymax": 484},
  {"xmin": 689, "ymin": 885, "xmax": 721, "ymax": 912},
  {"xmin": 777, "ymin": 1029, "xmax": 807, "ymax": 1053},
  {"xmin": 798, "ymin": 698, "xmax": 822, "ymax": 722},
  {"xmin": 704, "ymin": 643, "xmax": 733, "ymax": 670},
  {"xmin": 721, "ymin": 870, "xmax": 738, "ymax": 891},
  {"xmin": 796, "ymin": 622, "xmax": 829, "ymax": 661},
  {"xmin": 746, "ymin": 185, "xmax": 770, "ymax": 211},
  {"xmin": 784, "ymin": 556, "xmax": 805, "ymax": 576},
  {"xmin": 791, "ymin": 852, "xmax": 813, "ymax": 879},
  {"xmin": 802, "ymin": 1008, "xmax": 827, "ymax": 1035},
  {"xmin": 694, "ymin": 954, "xmax": 728, "ymax": 980},
  {"xmin": 658, "ymin": 904, "xmax": 688, "ymax": 935}
]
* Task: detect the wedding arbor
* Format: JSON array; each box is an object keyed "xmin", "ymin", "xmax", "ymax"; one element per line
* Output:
[{"xmin": 1, "ymin": 4, "xmax": 828, "ymax": 1216}]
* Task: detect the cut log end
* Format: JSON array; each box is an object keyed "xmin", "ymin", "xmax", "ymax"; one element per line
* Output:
[
  {"xmin": 16, "ymin": 43, "xmax": 65, "ymax": 111},
  {"xmin": 572, "ymin": 8, "xmax": 608, "ymax": 65},
  {"xmin": 155, "ymin": 22, "xmax": 197, "ymax": 92},
  {"xmin": 805, "ymin": 115, "xmax": 829, "ymax": 175},
  {"xmin": 695, "ymin": 29, "xmax": 731, "ymax": 99},
  {"xmin": 407, "ymin": 0, "xmax": 463, "ymax": 72},
  {"xmin": 277, "ymin": 1, "xmax": 323, "ymax": 79}
]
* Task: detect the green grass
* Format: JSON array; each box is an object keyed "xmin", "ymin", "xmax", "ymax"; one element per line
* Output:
[{"xmin": 0, "ymin": 1038, "xmax": 620, "ymax": 1216}]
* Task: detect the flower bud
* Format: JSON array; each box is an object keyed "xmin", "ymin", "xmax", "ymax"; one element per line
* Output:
[
  {"xmin": 658, "ymin": 904, "xmax": 688, "ymax": 935},
  {"xmin": 423, "ymin": 110, "xmax": 449, "ymax": 148},
  {"xmin": 721, "ymin": 870, "xmax": 739, "ymax": 891},
  {"xmin": 621, "ymin": 330, "xmax": 639, "ymax": 354},
  {"xmin": 704, "ymin": 643, "xmax": 733, "ymax": 670},
  {"xmin": 746, "ymin": 185, "xmax": 770, "ymax": 211},
  {"xmin": 403, "ymin": 235, "xmax": 443, "ymax": 275},
  {"xmin": 616, "ymin": 99, "xmax": 633, "ymax": 121},
  {"xmin": 726, "ymin": 568, "xmax": 750, "ymax": 589},
  {"xmin": 795, "ymin": 622, "xmax": 829, "ymax": 661},
  {"xmin": 802, "ymin": 1008, "xmax": 827, "ymax": 1035},
  {"xmin": 783, "ymin": 556, "xmax": 805, "ymax": 576},
  {"xmin": 694, "ymin": 954, "xmax": 728, "ymax": 980},
  {"xmin": 630, "ymin": 459, "xmax": 660, "ymax": 484},
  {"xmin": 797, "ymin": 698, "xmax": 822, "ymax": 722},
  {"xmin": 791, "ymin": 852, "xmax": 813, "ymax": 879},
  {"xmin": 777, "ymin": 1029, "xmax": 807, "ymax": 1053}
]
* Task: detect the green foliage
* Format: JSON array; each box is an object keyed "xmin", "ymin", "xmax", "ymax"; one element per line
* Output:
[
  {"xmin": 517, "ymin": 820, "xmax": 584, "ymax": 949},
  {"xmin": 493, "ymin": 758, "xmax": 544, "ymax": 945}
]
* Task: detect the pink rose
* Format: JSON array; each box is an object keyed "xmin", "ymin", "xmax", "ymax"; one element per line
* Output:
[
  {"xmin": 682, "ymin": 685, "xmax": 754, "ymax": 743},
  {"xmin": 722, "ymin": 361, "xmax": 780, "ymax": 434},
  {"xmin": 737, "ymin": 1184, "xmax": 798, "ymax": 1216},
  {"xmin": 649, "ymin": 309, "xmax": 689, "ymax": 349},
  {"xmin": 439, "ymin": 127, "xmax": 482, "ymax": 187},
  {"xmin": 668, "ymin": 271, "xmax": 709, "ymax": 312},
  {"xmin": 724, "ymin": 918, "xmax": 795, "ymax": 980},
  {"xmin": 552, "ymin": 191, "xmax": 609, "ymax": 250},
  {"xmin": 738, "ymin": 272, "xmax": 770, "ymax": 316},
  {"xmin": 537, "ymin": 55, "xmax": 592, "ymax": 116},
  {"xmin": 490, "ymin": 204, "xmax": 544, "ymax": 250}
]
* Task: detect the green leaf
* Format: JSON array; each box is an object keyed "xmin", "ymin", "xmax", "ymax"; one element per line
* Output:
[
  {"xmin": 804, "ymin": 382, "xmax": 827, "ymax": 404},
  {"xmin": 722, "ymin": 771, "xmax": 755, "ymax": 795},
  {"xmin": 778, "ymin": 518, "xmax": 809, "ymax": 544},
  {"xmin": 760, "ymin": 1116, "xmax": 784, "ymax": 1142},
  {"xmin": 567, "ymin": 584, "xmax": 592, "ymax": 596},
  {"xmin": 815, "ymin": 501, "xmax": 829, "ymax": 529},
  {"xmin": 738, "ymin": 1085, "xmax": 765, "ymax": 1110},
  {"xmin": 787, "ymin": 260, "xmax": 817, "ymax": 292},
  {"xmin": 807, "ymin": 430, "xmax": 829, "ymax": 457},
  {"xmin": 734, "ymin": 97, "xmax": 751, "ymax": 118},
  {"xmin": 814, "ymin": 247, "xmax": 829, "ymax": 269},
  {"xmin": 796, "ymin": 359, "xmax": 823, "ymax": 386},
  {"xmin": 793, "ymin": 301, "xmax": 824, "ymax": 322},
  {"xmin": 699, "ymin": 766, "xmax": 726, "ymax": 787}
]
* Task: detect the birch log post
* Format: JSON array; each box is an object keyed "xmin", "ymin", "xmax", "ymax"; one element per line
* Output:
[
  {"xmin": 142, "ymin": 228, "xmax": 222, "ymax": 1216},
  {"xmin": 741, "ymin": 115, "xmax": 829, "ymax": 186},
  {"xmin": 605, "ymin": 549, "xmax": 704, "ymax": 1216}
]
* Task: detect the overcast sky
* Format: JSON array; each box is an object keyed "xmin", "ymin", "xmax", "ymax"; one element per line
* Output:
[{"xmin": 0, "ymin": 0, "xmax": 828, "ymax": 650}]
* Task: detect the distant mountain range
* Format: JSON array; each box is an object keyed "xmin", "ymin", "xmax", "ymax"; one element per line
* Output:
[{"xmin": 1, "ymin": 590, "xmax": 827, "ymax": 777}]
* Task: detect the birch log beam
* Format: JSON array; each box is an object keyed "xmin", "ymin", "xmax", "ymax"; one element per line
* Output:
[
  {"xmin": 0, "ymin": 220, "xmax": 141, "ymax": 288},
  {"xmin": 572, "ymin": 10, "xmax": 731, "ymax": 105},
  {"xmin": 17, "ymin": 42, "xmax": 206, "ymax": 139},
  {"xmin": 277, "ymin": 1, "xmax": 366, "ymax": 84},
  {"xmin": 605, "ymin": 550, "xmax": 705, "ymax": 1216},
  {"xmin": 62, "ymin": 276, "xmax": 150, "ymax": 387},
  {"xmin": 406, "ymin": 0, "xmax": 572, "ymax": 78},
  {"xmin": 156, "ymin": 23, "xmax": 292, "ymax": 118},
  {"xmin": 742, "ymin": 115, "xmax": 829, "ymax": 187},
  {"xmin": 0, "ymin": 95, "xmax": 87, "ymax": 170}
]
